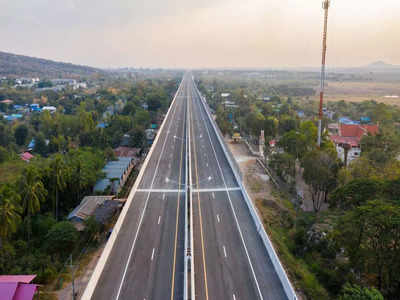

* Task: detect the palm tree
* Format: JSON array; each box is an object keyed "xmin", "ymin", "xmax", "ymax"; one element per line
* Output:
[
  {"xmin": 20, "ymin": 166, "xmax": 47, "ymax": 241},
  {"xmin": 0, "ymin": 185, "xmax": 22, "ymax": 243},
  {"xmin": 51, "ymin": 154, "xmax": 68, "ymax": 220}
]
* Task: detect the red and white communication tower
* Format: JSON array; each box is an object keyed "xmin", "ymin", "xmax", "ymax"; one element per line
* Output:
[{"xmin": 318, "ymin": 0, "xmax": 331, "ymax": 147}]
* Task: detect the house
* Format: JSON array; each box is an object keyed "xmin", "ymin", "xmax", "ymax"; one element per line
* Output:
[
  {"xmin": 0, "ymin": 275, "xmax": 38, "ymax": 300},
  {"xmin": 0, "ymin": 99, "xmax": 13, "ymax": 105},
  {"xmin": 30, "ymin": 104, "xmax": 41, "ymax": 112},
  {"xmin": 222, "ymin": 100, "xmax": 239, "ymax": 109},
  {"xmin": 4, "ymin": 114, "xmax": 23, "ymax": 121},
  {"xmin": 96, "ymin": 122, "xmax": 108, "ymax": 129},
  {"xmin": 42, "ymin": 106, "xmax": 56, "ymax": 113},
  {"xmin": 330, "ymin": 123, "xmax": 379, "ymax": 165},
  {"xmin": 322, "ymin": 107, "xmax": 335, "ymax": 120},
  {"xmin": 20, "ymin": 152, "xmax": 34, "ymax": 162},
  {"xmin": 27, "ymin": 139, "xmax": 35, "ymax": 151},
  {"xmin": 113, "ymin": 146, "xmax": 141, "ymax": 158},
  {"xmin": 94, "ymin": 157, "xmax": 135, "ymax": 194},
  {"xmin": 221, "ymin": 93, "xmax": 231, "ymax": 98},
  {"xmin": 145, "ymin": 129, "xmax": 156, "ymax": 143},
  {"xmin": 67, "ymin": 196, "xmax": 122, "ymax": 230}
]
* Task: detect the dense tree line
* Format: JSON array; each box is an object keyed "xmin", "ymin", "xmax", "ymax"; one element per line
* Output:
[
  {"xmin": 0, "ymin": 75, "xmax": 180, "ymax": 287},
  {"xmin": 196, "ymin": 76, "xmax": 400, "ymax": 299}
]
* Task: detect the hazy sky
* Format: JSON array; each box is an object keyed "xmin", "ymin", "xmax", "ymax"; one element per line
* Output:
[{"xmin": 1, "ymin": 0, "xmax": 399, "ymax": 68}]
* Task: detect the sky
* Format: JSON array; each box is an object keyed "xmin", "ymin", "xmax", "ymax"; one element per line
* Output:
[{"xmin": 1, "ymin": 0, "xmax": 399, "ymax": 69}]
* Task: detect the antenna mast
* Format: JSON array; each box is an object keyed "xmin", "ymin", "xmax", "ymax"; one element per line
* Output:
[{"xmin": 318, "ymin": 0, "xmax": 331, "ymax": 147}]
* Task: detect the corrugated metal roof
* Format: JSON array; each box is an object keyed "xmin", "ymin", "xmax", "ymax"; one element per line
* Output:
[
  {"xmin": 93, "ymin": 157, "xmax": 132, "ymax": 192},
  {"xmin": 68, "ymin": 196, "xmax": 114, "ymax": 221}
]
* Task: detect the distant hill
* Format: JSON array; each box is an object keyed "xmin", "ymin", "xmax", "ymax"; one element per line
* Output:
[
  {"xmin": 364, "ymin": 61, "xmax": 400, "ymax": 70},
  {"xmin": 0, "ymin": 51, "xmax": 104, "ymax": 78}
]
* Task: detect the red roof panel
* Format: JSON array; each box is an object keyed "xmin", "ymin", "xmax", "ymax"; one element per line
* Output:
[{"xmin": 0, "ymin": 275, "xmax": 36, "ymax": 284}]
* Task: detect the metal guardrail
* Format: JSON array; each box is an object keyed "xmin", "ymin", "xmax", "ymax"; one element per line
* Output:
[{"xmin": 194, "ymin": 83, "xmax": 298, "ymax": 300}]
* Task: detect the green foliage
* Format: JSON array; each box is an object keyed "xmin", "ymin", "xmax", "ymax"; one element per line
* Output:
[
  {"xmin": 339, "ymin": 283, "xmax": 384, "ymax": 300},
  {"xmin": 335, "ymin": 200, "xmax": 400, "ymax": 297},
  {"xmin": 45, "ymin": 221, "xmax": 78, "ymax": 257},
  {"xmin": 330, "ymin": 179, "xmax": 383, "ymax": 210},
  {"xmin": 34, "ymin": 133, "xmax": 49, "ymax": 156},
  {"xmin": 0, "ymin": 184, "xmax": 21, "ymax": 239},
  {"xmin": 0, "ymin": 124, "xmax": 13, "ymax": 147},
  {"xmin": 0, "ymin": 146, "xmax": 9, "ymax": 163},
  {"xmin": 302, "ymin": 150, "xmax": 340, "ymax": 212},
  {"xmin": 361, "ymin": 130, "xmax": 400, "ymax": 166},
  {"xmin": 14, "ymin": 124, "xmax": 29, "ymax": 146},
  {"xmin": 129, "ymin": 127, "xmax": 145, "ymax": 148}
]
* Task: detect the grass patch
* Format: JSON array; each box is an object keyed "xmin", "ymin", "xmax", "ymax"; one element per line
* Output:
[
  {"xmin": 0, "ymin": 159, "xmax": 26, "ymax": 184},
  {"xmin": 256, "ymin": 197, "xmax": 331, "ymax": 299}
]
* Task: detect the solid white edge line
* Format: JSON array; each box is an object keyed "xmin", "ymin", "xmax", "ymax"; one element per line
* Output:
[
  {"xmin": 114, "ymin": 79, "xmax": 184, "ymax": 300},
  {"xmin": 192, "ymin": 78, "xmax": 264, "ymax": 300},
  {"xmin": 81, "ymin": 78, "xmax": 184, "ymax": 300},
  {"xmin": 195, "ymin": 79, "xmax": 298, "ymax": 299}
]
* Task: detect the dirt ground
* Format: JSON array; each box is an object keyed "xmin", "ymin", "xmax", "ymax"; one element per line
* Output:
[
  {"xmin": 226, "ymin": 138, "xmax": 323, "ymax": 212},
  {"xmin": 226, "ymin": 139, "xmax": 276, "ymax": 202},
  {"xmin": 57, "ymin": 244, "xmax": 105, "ymax": 300},
  {"xmin": 311, "ymin": 81, "xmax": 400, "ymax": 106}
]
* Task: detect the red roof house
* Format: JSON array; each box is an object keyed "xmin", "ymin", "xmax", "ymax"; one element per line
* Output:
[
  {"xmin": 20, "ymin": 152, "xmax": 34, "ymax": 162},
  {"xmin": 0, "ymin": 99, "xmax": 13, "ymax": 105},
  {"xmin": 330, "ymin": 123, "xmax": 379, "ymax": 165}
]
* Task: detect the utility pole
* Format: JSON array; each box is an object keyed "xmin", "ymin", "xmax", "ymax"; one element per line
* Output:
[{"xmin": 318, "ymin": 0, "xmax": 331, "ymax": 147}]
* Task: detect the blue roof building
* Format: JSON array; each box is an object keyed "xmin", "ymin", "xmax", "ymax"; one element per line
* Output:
[{"xmin": 94, "ymin": 157, "xmax": 134, "ymax": 194}]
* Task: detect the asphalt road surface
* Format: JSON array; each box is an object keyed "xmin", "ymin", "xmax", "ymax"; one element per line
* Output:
[
  {"xmin": 87, "ymin": 74, "xmax": 288, "ymax": 300},
  {"xmin": 187, "ymin": 77, "xmax": 287, "ymax": 300},
  {"xmin": 90, "ymin": 75, "xmax": 188, "ymax": 300}
]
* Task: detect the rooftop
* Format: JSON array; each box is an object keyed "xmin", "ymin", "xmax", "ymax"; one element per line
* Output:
[
  {"xmin": 68, "ymin": 195, "xmax": 115, "ymax": 221},
  {"xmin": 113, "ymin": 146, "xmax": 141, "ymax": 158}
]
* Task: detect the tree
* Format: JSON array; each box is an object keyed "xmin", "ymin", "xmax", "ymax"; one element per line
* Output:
[
  {"xmin": 0, "ymin": 185, "xmax": 21, "ymax": 240},
  {"xmin": 0, "ymin": 146, "xmax": 9, "ymax": 163},
  {"xmin": 14, "ymin": 124, "xmax": 29, "ymax": 146},
  {"xmin": 278, "ymin": 130, "xmax": 307, "ymax": 159},
  {"xmin": 45, "ymin": 221, "xmax": 78, "ymax": 258},
  {"xmin": 278, "ymin": 115, "xmax": 297, "ymax": 135},
  {"xmin": 19, "ymin": 166, "xmax": 47, "ymax": 240},
  {"xmin": 50, "ymin": 154, "xmax": 68, "ymax": 220},
  {"xmin": 129, "ymin": 127, "xmax": 145, "ymax": 148},
  {"xmin": 336, "ymin": 200, "xmax": 400, "ymax": 297},
  {"xmin": 339, "ymin": 284, "xmax": 383, "ymax": 300},
  {"xmin": 300, "ymin": 120, "xmax": 318, "ymax": 145},
  {"xmin": 330, "ymin": 178, "xmax": 382, "ymax": 210},
  {"xmin": 302, "ymin": 150, "xmax": 340, "ymax": 212},
  {"xmin": 0, "ymin": 124, "xmax": 13, "ymax": 147},
  {"xmin": 133, "ymin": 110, "xmax": 150, "ymax": 129},
  {"xmin": 34, "ymin": 133, "xmax": 48, "ymax": 156}
]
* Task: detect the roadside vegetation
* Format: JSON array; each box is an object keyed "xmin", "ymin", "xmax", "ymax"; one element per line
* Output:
[
  {"xmin": 0, "ymin": 72, "xmax": 180, "ymax": 291},
  {"xmin": 196, "ymin": 72, "xmax": 400, "ymax": 299}
]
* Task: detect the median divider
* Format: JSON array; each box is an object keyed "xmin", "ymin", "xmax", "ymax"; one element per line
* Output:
[
  {"xmin": 81, "ymin": 79, "xmax": 184, "ymax": 300},
  {"xmin": 193, "ymin": 81, "xmax": 298, "ymax": 300}
]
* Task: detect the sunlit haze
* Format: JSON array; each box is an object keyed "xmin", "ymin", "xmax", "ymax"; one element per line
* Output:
[{"xmin": 1, "ymin": 0, "xmax": 399, "ymax": 68}]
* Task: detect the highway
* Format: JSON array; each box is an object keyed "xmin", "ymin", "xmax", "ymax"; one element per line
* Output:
[
  {"xmin": 187, "ymin": 78, "xmax": 288, "ymax": 300},
  {"xmin": 89, "ymin": 75, "xmax": 188, "ymax": 300},
  {"xmin": 83, "ymin": 74, "xmax": 290, "ymax": 300}
]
